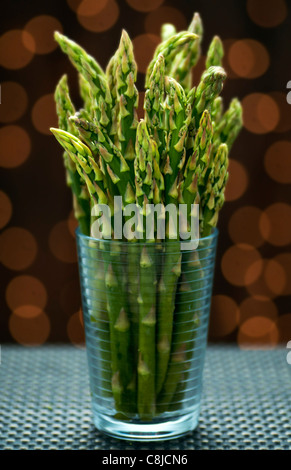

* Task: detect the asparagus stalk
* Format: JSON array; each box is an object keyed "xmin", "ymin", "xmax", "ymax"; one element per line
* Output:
[
  {"xmin": 145, "ymin": 32, "xmax": 199, "ymax": 88},
  {"xmin": 54, "ymin": 32, "xmax": 112, "ymax": 132},
  {"xmin": 212, "ymin": 98, "xmax": 243, "ymax": 156},
  {"xmin": 157, "ymin": 244, "xmax": 203, "ymax": 411},
  {"xmin": 161, "ymin": 23, "xmax": 177, "ymax": 42},
  {"xmin": 144, "ymin": 54, "xmax": 166, "ymax": 157},
  {"xmin": 78, "ymin": 74, "xmax": 93, "ymax": 119},
  {"xmin": 163, "ymin": 76, "xmax": 189, "ymax": 206},
  {"xmin": 187, "ymin": 66, "xmax": 226, "ymax": 152},
  {"xmin": 114, "ymin": 30, "xmax": 139, "ymax": 176},
  {"xmin": 181, "ymin": 110, "xmax": 213, "ymax": 213},
  {"xmin": 134, "ymin": 121, "xmax": 159, "ymax": 419},
  {"xmin": 211, "ymin": 96, "xmax": 224, "ymax": 127},
  {"xmin": 54, "ymin": 75, "xmax": 90, "ymax": 235},
  {"xmin": 205, "ymin": 36, "xmax": 224, "ymax": 68},
  {"xmin": 170, "ymin": 13, "xmax": 203, "ymax": 91},
  {"xmin": 155, "ymin": 77, "xmax": 190, "ymax": 396},
  {"xmin": 200, "ymin": 143, "xmax": 229, "ymax": 237}
]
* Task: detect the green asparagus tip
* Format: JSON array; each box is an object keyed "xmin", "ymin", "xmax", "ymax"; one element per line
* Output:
[
  {"xmin": 188, "ymin": 12, "xmax": 203, "ymax": 37},
  {"xmin": 161, "ymin": 23, "xmax": 177, "ymax": 42},
  {"xmin": 54, "ymin": 31, "xmax": 63, "ymax": 43},
  {"xmin": 206, "ymin": 35, "xmax": 224, "ymax": 68}
]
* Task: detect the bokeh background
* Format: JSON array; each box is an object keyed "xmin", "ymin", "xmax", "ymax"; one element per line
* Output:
[{"xmin": 0, "ymin": 0, "xmax": 290, "ymax": 348}]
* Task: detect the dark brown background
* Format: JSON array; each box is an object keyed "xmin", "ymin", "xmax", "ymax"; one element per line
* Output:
[{"xmin": 0, "ymin": 0, "xmax": 290, "ymax": 347}]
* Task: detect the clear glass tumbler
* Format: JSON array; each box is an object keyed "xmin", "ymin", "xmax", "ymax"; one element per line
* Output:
[{"xmin": 76, "ymin": 228, "xmax": 218, "ymax": 441}]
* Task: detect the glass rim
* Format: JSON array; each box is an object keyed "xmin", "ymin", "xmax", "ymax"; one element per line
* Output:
[{"xmin": 75, "ymin": 226, "xmax": 219, "ymax": 246}]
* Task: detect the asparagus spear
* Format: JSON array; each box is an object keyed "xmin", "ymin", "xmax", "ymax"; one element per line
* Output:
[
  {"xmin": 114, "ymin": 30, "xmax": 139, "ymax": 175},
  {"xmin": 212, "ymin": 98, "xmax": 243, "ymax": 156},
  {"xmin": 211, "ymin": 96, "xmax": 224, "ymax": 127},
  {"xmin": 161, "ymin": 23, "xmax": 177, "ymax": 42},
  {"xmin": 187, "ymin": 65, "xmax": 226, "ymax": 152},
  {"xmin": 145, "ymin": 32, "xmax": 199, "ymax": 88},
  {"xmin": 157, "ymin": 281, "xmax": 201, "ymax": 412},
  {"xmin": 54, "ymin": 75, "xmax": 90, "ymax": 235},
  {"xmin": 78, "ymin": 74, "xmax": 93, "ymax": 118},
  {"xmin": 54, "ymin": 32, "xmax": 112, "ymax": 132},
  {"xmin": 181, "ymin": 110, "xmax": 213, "ymax": 212},
  {"xmin": 155, "ymin": 77, "xmax": 190, "ymax": 396},
  {"xmin": 144, "ymin": 54, "xmax": 167, "ymax": 158},
  {"xmin": 163, "ymin": 76, "xmax": 189, "ymax": 206},
  {"xmin": 134, "ymin": 121, "xmax": 159, "ymax": 419},
  {"xmin": 206, "ymin": 35, "xmax": 224, "ymax": 68},
  {"xmin": 200, "ymin": 143, "xmax": 229, "ymax": 237},
  {"xmin": 170, "ymin": 13, "xmax": 203, "ymax": 91}
]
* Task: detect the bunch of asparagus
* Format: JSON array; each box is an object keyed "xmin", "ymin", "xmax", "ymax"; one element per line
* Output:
[{"xmin": 51, "ymin": 13, "xmax": 242, "ymax": 420}]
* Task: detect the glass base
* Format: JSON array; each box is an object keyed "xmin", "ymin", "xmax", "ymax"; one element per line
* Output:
[{"xmin": 92, "ymin": 406, "xmax": 200, "ymax": 442}]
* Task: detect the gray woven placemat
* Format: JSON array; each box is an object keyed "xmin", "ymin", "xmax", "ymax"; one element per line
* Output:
[{"xmin": 1, "ymin": 345, "xmax": 290, "ymax": 450}]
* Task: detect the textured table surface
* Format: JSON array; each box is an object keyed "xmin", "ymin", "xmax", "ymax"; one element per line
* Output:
[{"xmin": 1, "ymin": 345, "xmax": 290, "ymax": 450}]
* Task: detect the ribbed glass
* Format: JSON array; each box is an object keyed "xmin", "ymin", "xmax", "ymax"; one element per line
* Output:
[{"xmin": 76, "ymin": 228, "xmax": 218, "ymax": 441}]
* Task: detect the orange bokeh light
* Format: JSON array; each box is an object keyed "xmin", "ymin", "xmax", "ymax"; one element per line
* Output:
[
  {"xmin": 144, "ymin": 6, "xmax": 187, "ymax": 36},
  {"xmin": 270, "ymin": 92, "xmax": 291, "ymax": 133},
  {"xmin": 0, "ymin": 227, "xmax": 37, "ymax": 270},
  {"xmin": 132, "ymin": 34, "xmax": 160, "ymax": 74},
  {"xmin": 242, "ymin": 93, "xmax": 280, "ymax": 134},
  {"xmin": 0, "ymin": 82, "xmax": 28, "ymax": 123},
  {"xmin": 244, "ymin": 258, "xmax": 264, "ymax": 286},
  {"xmin": 32, "ymin": 94, "xmax": 58, "ymax": 135},
  {"xmin": 9, "ymin": 312, "xmax": 50, "ymax": 346},
  {"xmin": 77, "ymin": 0, "xmax": 108, "ymax": 16},
  {"xmin": 228, "ymin": 206, "xmax": 264, "ymax": 247},
  {"xmin": 247, "ymin": 0, "xmax": 287, "ymax": 28},
  {"xmin": 221, "ymin": 244, "xmax": 262, "ymax": 287},
  {"xmin": 222, "ymin": 39, "xmax": 239, "ymax": 79},
  {"xmin": 0, "ymin": 125, "xmax": 31, "ymax": 168},
  {"xmin": 238, "ymin": 316, "xmax": 279, "ymax": 349},
  {"xmin": 24, "ymin": 16, "xmax": 63, "ymax": 54},
  {"xmin": 49, "ymin": 220, "xmax": 77, "ymax": 263},
  {"xmin": 228, "ymin": 39, "xmax": 269, "ymax": 78},
  {"xmin": 209, "ymin": 295, "xmax": 240, "ymax": 338},
  {"xmin": 264, "ymin": 141, "xmax": 291, "ymax": 184},
  {"xmin": 126, "ymin": 0, "xmax": 164, "ymax": 12},
  {"xmin": 6, "ymin": 275, "xmax": 47, "ymax": 312},
  {"xmin": 77, "ymin": 0, "xmax": 119, "ymax": 32},
  {"xmin": 264, "ymin": 259, "xmax": 286, "ymax": 296},
  {"xmin": 239, "ymin": 297, "xmax": 278, "ymax": 324},
  {"xmin": 225, "ymin": 159, "xmax": 248, "ymax": 202},
  {"xmin": 0, "ymin": 30, "xmax": 35, "ymax": 69},
  {"xmin": 13, "ymin": 305, "xmax": 44, "ymax": 319},
  {"xmin": 273, "ymin": 253, "xmax": 291, "ymax": 296},
  {"xmin": 67, "ymin": 311, "xmax": 85, "ymax": 346},
  {"xmin": 259, "ymin": 203, "xmax": 291, "ymax": 246},
  {"xmin": 246, "ymin": 259, "xmax": 282, "ymax": 300},
  {"xmin": 0, "ymin": 191, "xmax": 12, "ymax": 229}
]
